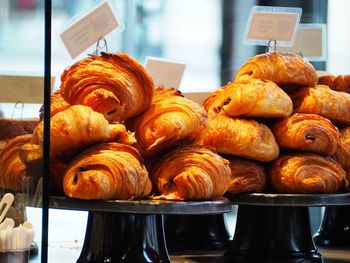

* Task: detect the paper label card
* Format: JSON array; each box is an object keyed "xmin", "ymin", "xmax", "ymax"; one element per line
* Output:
[
  {"xmin": 59, "ymin": 1, "xmax": 122, "ymax": 59},
  {"xmin": 276, "ymin": 24, "xmax": 326, "ymax": 61},
  {"xmin": 244, "ymin": 6, "xmax": 302, "ymax": 47},
  {"xmin": 145, "ymin": 57, "xmax": 186, "ymax": 89}
]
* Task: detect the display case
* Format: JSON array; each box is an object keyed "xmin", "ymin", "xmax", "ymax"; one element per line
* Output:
[{"xmin": 1, "ymin": 1, "xmax": 350, "ymax": 263}]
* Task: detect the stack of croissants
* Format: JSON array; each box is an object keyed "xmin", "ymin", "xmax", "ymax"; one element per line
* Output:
[{"xmin": 1, "ymin": 51, "xmax": 350, "ymax": 201}]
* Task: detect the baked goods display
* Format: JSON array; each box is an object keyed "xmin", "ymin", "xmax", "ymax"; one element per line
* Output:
[
  {"xmin": 150, "ymin": 145, "xmax": 231, "ymax": 200},
  {"xmin": 1, "ymin": 50, "xmax": 350, "ymax": 200},
  {"xmin": 318, "ymin": 74, "xmax": 350, "ymax": 93},
  {"xmin": 126, "ymin": 86, "xmax": 208, "ymax": 155},
  {"xmin": 234, "ymin": 51, "xmax": 318, "ymax": 88},
  {"xmin": 60, "ymin": 52, "xmax": 154, "ymax": 122},
  {"xmin": 269, "ymin": 154, "xmax": 346, "ymax": 194},
  {"xmin": 203, "ymin": 78, "xmax": 293, "ymax": 118},
  {"xmin": 273, "ymin": 113, "xmax": 340, "ymax": 156}
]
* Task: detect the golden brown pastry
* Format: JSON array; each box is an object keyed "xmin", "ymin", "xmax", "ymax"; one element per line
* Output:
[
  {"xmin": 0, "ymin": 118, "xmax": 39, "ymax": 141},
  {"xmin": 63, "ymin": 143, "xmax": 151, "ymax": 200},
  {"xmin": 127, "ymin": 87, "xmax": 208, "ymax": 155},
  {"xmin": 39, "ymin": 90, "xmax": 70, "ymax": 119},
  {"xmin": 224, "ymin": 156, "xmax": 266, "ymax": 194},
  {"xmin": 291, "ymin": 85, "xmax": 350, "ymax": 126},
  {"xmin": 234, "ymin": 52, "xmax": 318, "ymax": 87},
  {"xmin": 0, "ymin": 135, "xmax": 38, "ymax": 191},
  {"xmin": 32, "ymin": 105, "xmax": 135, "ymax": 158},
  {"xmin": 269, "ymin": 153, "xmax": 346, "ymax": 194},
  {"xmin": 332, "ymin": 127, "xmax": 350, "ymax": 169},
  {"xmin": 60, "ymin": 52, "xmax": 154, "ymax": 122},
  {"xmin": 150, "ymin": 145, "xmax": 230, "ymax": 200},
  {"xmin": 203, "ymin": 79, "xmax": 292, "ymax": 118},
  {"xmin": 273, "ymin": 113, "xmax": 340, "ymax": 155},
  {"xmin": 318, "ymin": 75, "xmax": 350, "ymax": 93},
  {"xmin": 197, "ymin": 114, "xmax": 279, "ymax": 162}
]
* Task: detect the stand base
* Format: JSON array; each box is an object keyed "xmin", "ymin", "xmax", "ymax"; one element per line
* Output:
[
  {"xmin": 224, "ymin": 205, "xmax": 323, "ymax": 263},
  {"xmin": 314, "ymin": 206, "xmax": 350, "ymax": 248},
  {"xmin": 164, "ymin": 214, "xmax": 230, "ymax": 252},
  {"xmin": 77, "ymin": 211, "xmax": 170, "ymax": 263}
]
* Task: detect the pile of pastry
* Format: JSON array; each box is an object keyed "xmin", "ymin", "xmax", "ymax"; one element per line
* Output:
[{"xmin": 0, "ymin": 51, "xmax": 349, "ymax": 201}]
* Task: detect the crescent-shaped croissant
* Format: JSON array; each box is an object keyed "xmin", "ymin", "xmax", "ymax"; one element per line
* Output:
[
  {"xmin": 60, "ymin": 52, "xmax": 154, "ymax": 122},
  {"xmin": 197, "ymin": 114, "xmax": 279, "ymax": 162},
  {"xmin": 224, "ymin": 156, "xmax": 266, "ymax": 194},
  {"xmin": 203, "ymin": 79, "xmax": 292, "ymax": 118},
  {"xmin": 0, "ymin": 135, "xmax": 39, "ymax": 191},
  {"xmin": 332, "ymin": 127, "xmax": 350, "ymax": 169},
  {"xmin": 150, "ymin": 145, "xmax": 231, "ymax": 200},
  {"xmin": 318, "ymin": 75, "xmax": 350, "ymax": 93},
  {"xmin": 63, "ymin": 143, "xmax": 151, "ymax": 200},
  {"xmin": 291, "ymin": 85, "xmax": 350, "ymax": 126},
  {"xmin": 269, "ymin": 153, "xmax": 346, "ymax": 194},
  {"xmin": 273, "ymin": 113, "xmax": 340, "ymax": 156},
  {"xmin": 234, "ymin": 52, "xmax": 318, "ymax": 87},
  {"xmin": 127, "ymin": 87, "xmax": 208, "ymax": 155},
  {"xmin": 32, "ymin": 105, "xmax": 135, "ymax": 158}
]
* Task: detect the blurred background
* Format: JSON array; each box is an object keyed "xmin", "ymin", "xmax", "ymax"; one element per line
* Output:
[{"xmin": 1, "ymin": 0, "xmax": 350, "ymax": 261}]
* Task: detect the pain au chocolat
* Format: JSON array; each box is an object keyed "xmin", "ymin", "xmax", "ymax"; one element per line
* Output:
[
  {"xmin": 150, "ymin": 145, "xmax": 231, "ymax": 200},
  {"xmin": 332, "ymin": 126, "xmax": 350, "ymax": 169},
  {"xmin": 269, "ymin": 153, "xmax": 346, "ymax": 194},
  {"xmin": 234, "ymin": 52, "xmax": 318, "ymax": 88},
  {"xmin": 273, "ymin": 113, "xmax": 340, "ymax": 156},
  {"xmin": 60, "ymin": 52, "xmax": 154, "ymax": 122},
  {"xmin": 63, "ymin": 143, "xmax": 151, "ymax": 200},
  {"xmin": 203, "ymin": 78, "xmax": 292, "ymax": 118},
  {"xmin": 291, "ymin": 85, "xmax": 350, "ymax": 126}
]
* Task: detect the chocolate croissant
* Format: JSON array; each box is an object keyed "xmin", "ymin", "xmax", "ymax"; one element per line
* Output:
[
  {"xmin": 197, "ymin": 114, "xmax": 279, "ymax": 162},
  {"xmin": 318, "ymin": 75, "xmax": 350, "ymax": 93},
  {"xmin": 0, "ymin": 135, "xmax": 38, "ymax": 191},
  {"xmin": 63, "ymin": 143, "xmax": 151, "ymax": 200},
  {"xmin": 273, "ymin": 113, "xmax": 340, "ymax": 155},
  {"xmin": 234, "ymin": 52, "xmax": 318, "ymax": 87},
  {"xmin": 291, "ymin": 85, "xmax": 350, "ymax": 126},
  {"xmin": 269, "ymin": 153, "xmax": 346, "ymax": 194},
  {"xmin": 224, "ymin": 156, "xmax": 266, "ymax": 194},
  {"xmin": 332, "ymin": 127, "xmax": 350, "ymax": 169},
  {"xmin": 32, "ymin": 105, "xmax": 135, "ymax": 158},
  {"xmin": 203, "ymin": 79, "xmax": 292, "ymax": 118},
  {"xmin": 60, "ymin": 52, "xmax": 154, "ymax": 122},
  {"xmin": 150, "ymin": 145, "xmax": 231, "ymax": 200},
  {"xmin": 127, "ymin": 87, "xmax": 208, "ymax": 155}
]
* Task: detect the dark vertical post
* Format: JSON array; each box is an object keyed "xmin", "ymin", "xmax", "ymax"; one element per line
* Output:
[{"xmin": 42, "ymin": 0, "xmax": 52, "ymax": 262}]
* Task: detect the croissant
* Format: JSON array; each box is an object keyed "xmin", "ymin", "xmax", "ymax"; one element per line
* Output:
[
  {"xmin": 150, "ymin": 145, "xmax": 230, "ymax": 200},
  {"xmin": 203, "ymin": 79, "xmax": 292, "ymax": 118},
  {"xmin": 273, "ymin": 113, "xmax": 340, "ymax": 155},
  {"xmin": 63, "ymin": 143, "xmax": 151, "ymax": 200},
  {"xmin": 32, "ymin": 105, "xmax": 135, "ymax": 158},
  {"xmin": 60, "ymin": 52, "xmax": 154, "ymax": 122},
  {"xmin": 318, "ymin": 75, "xmax": 350, "ymax": 93},
  {"xmin": 0, "ymin": 118, "xmax": 39, "ymax": 141},
  {"xmin": 269, "ymin": 153, "xmax": 346, "ymax": 194},
  {"xmin": 224, "ymin": 156, "xmax": 266, "ymax": 194},
  {"xmin": 234, "ymin": 52, "xmax": 318, "ymax": 87},
  {"xmin": 291, "ymin": 85, "xmax": 350, "ymax": 126},
  {"xmin": 127, "ymin": 87, "xmax": 208, "ymax": 154},
  {"xmin": 332, "ymin": 127, "xmax": 350, "ymax": 169},
  {"xmin": 0, "ymin": 135, "xmax": 38, "ymax": 191},
  {"xmin": 197, "ymin": 114, "xmax": 279, "ymax": 162}
]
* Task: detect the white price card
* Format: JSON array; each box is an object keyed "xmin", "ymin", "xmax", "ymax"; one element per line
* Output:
[
  {"xmin": 58, "ymin": 1, "xmax": 122, "ymax": 59},
  {"xmin": 244, "ymin": 6, "xmax": 302, "ymax": 47},
  {"xmin": 276, "ymin": 24, "xmax": 326, "ymax": 61},
  {"xmin": 145, "ymin": 57, "xmax": 186, "ymax": 89}
]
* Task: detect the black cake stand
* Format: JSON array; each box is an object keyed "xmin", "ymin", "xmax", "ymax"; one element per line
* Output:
[
  {"xmin": 49, "ymin": 196, "xmax": 231, "ymax": 263},
  {"xmin": 224, "ymin": 192, "xmax": 350, "ymax": 263}
]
